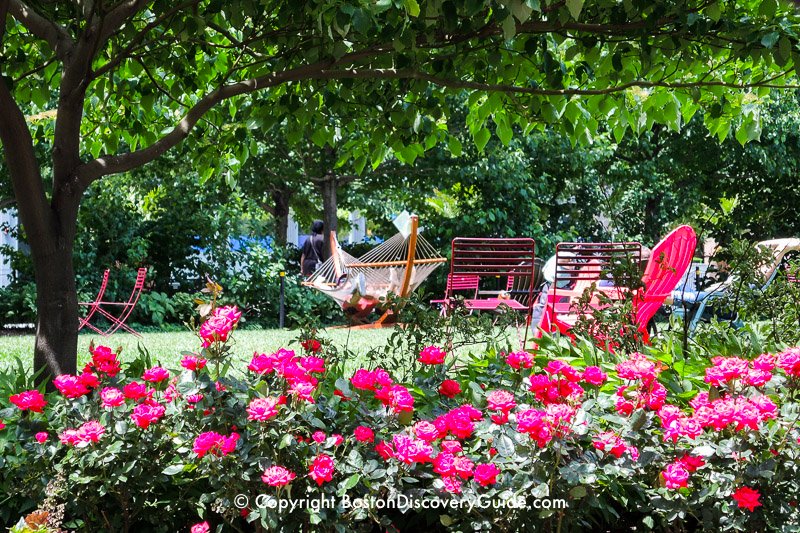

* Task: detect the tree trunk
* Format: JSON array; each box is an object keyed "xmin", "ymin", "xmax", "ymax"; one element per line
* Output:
[
  {"xmin": 1, "ymin": 78, "xmax": 80, "ymax": 379},
  {"xmin": 319, "ymin": 175, "xmax": 338, "ymax": 260},
  {"xmin": 270, "ymin": 187, "xmax": 292, "ymax": 249},
  {"xmin": 32, "ymin": 231, "xmax": 79, "ymax": 378}
]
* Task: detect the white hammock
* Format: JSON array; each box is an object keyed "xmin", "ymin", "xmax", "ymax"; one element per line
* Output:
[{"xmin": 303, "ymin": 215, "xmax": 445, "ymax": 322}]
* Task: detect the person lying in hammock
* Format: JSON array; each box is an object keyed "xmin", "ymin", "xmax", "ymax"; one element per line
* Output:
[{"xmin": 342, "ymin": 290, "xmax": 381, "ymax": 324}]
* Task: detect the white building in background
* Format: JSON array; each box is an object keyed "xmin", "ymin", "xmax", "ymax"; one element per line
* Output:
[
  {"xmin": 287, "ymin": 210, "xmax": 366, "ymax": 248},
  {"xmin": 347, "ymin": 211, "xmax": 366, "ymax": 243},
  {"xmin": 0, "ymin": 210, "xmax": 19, "ymax": 287}
]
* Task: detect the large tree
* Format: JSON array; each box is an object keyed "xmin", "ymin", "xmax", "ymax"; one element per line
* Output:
[{"xmin": 1, "ymin": 0, "xmax": 799, "ymax": 377}]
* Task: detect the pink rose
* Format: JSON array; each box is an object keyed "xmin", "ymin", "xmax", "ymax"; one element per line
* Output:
[
  {"xmin": 505, "ymin": 350, "xmax": 534, "ymax": 370},
  {"xmin": 193, "ymin": 431, "xmax": 239, "ymax": 458},
  {"xmin": 130, "ymin": 402, "xmax": 166, "ymax": 429},
  {"xmin": 413, "ymin": 421, "xmax": 440, "ymax": 442},
  {"xmin": 392, "ymin": 434, "xmax": 433, "ymax": 464},
  {"xmin": 351, "ymin": 369, "xmax": 376, "ymax": 391},
  {"xmin": 142, "ymin": 366, "xmax": 170, "ymax": 383},
  {"xmin": 53, "ymin": 374, "xmax": 90, "ymax": 399},
  {"xmin": 262, "ymin": 465, "xmax": 296, "ymax": 487},
  {"xmin": 247, "ymin": 396, "xmax": 285, "ymax": 422},
  {"xmin": 581, "ymin": 366, "xmax": 608, "ymax": 385},
  {"xmin": 181, "ymin": 355, "xmax": 208, "ymax": 372},
  {"xmin": 486, "ymin": 389, "xmax": 516, "ymax": 412},
  {"xmin": 442, "ymin": 476, "xmax": 462, "ymax": 494},
  {"xmin": 354, "ymin": 426, "xmax": 374, "ymax": 443},
  {"xmin": 473, "ymin": 463, "xmax": 500, "ymax": 486},
  {"xmin": 9, "ymin": 390, "xmax": 47, "ymax": 412},
  {"xmin": 123, "ymin": 381, "xmax": 148, "ymax": 401},
  {"xmin": 100, "ymin": 387, "xmax": 125, "ymax": 409},
  {"xmin": 418, "ymin": 345, "xmax": 447, "ymax": 365},
  {"xmin": 35, "ymin": 432, "xmax": 48, "ymax": 444},
  {"xmin": 309, "ymin": 454, "xmax": 334, "ymax": 485},
  {"xmin": 661, "ymin": 461, "xmax": 690, "ymax": 489},
  {"xmin": 190, "ymin": 522, "xmax": 210, "ymax": 533}
]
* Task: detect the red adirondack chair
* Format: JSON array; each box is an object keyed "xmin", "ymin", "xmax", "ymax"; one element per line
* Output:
[
  {"xmin": 635, "ymin": 225, "xmax": 697, "ymax": 342},
  {"xmin": 79, "ymin": 268, "xmax": 147, "ymax": 337}
]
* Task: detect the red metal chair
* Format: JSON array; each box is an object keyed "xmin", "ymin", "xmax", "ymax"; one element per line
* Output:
[
  {"xmin": 536, "ymin": 242, "xmax": 642, "ymax": 338},
  {"xmin": 536, "ymin": 226, "xmax": 697, "ymax": 345},
  {"xmin": 78, "ymin": 268, "xmax": 147, "ymax": 337},
  {"xmin": 431, "ymin": 274, "xmax": 480, "ymax": 314},
  {"xmin": 435, "ymin": 238, "xmax": 537, "ymax": 339},
  {"xmin": 78, "ymin": 269, "xmax": 110, "ymax": 331}
]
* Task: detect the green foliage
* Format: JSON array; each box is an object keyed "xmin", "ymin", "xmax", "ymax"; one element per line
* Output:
[
  {"xmin": 5, "ymin": 0, "xmax": 800, "ymax": 187},
  {"xmin": 5, "ymin": 304, "xmax": 800, "ymax": 531}
]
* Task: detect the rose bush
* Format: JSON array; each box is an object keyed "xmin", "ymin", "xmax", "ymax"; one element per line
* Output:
[{"xmin": 2, "ymin": 302, "xmax": 800, "ymax": 532}]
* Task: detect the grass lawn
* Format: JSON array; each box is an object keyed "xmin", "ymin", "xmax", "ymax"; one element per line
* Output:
[{"xmin": 0, "ymin": 325, "xmax": 521, "ymax": 374}]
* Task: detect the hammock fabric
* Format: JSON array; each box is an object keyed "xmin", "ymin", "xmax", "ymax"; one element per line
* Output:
[{"xmin": 303, "ymin": 215, "xmax": 445, "ymax": 325}]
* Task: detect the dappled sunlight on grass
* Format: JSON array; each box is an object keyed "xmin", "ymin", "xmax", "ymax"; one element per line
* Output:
[{"xmin": 0, "ymin": 326, "xmax": 519, "ymax": 374}]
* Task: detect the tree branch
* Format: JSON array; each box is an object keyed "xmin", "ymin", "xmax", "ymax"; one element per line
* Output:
[
  {"xmin": 73, "ymin": 46, "xmax": 388, "ymax": 189},
  {"xmin": 73, "ymin": 59, "xmax": 337, "ymax": 188},
  {"xmin": 0, "ymin": 0, "xmax": 9, "ymax": 46},
  {"xmin": 93, "ymin": 0, "xmax": 201, "ymax": 78},
  {"xmin": 99, "ymin": 0, "xmax": 149, "ymax": 42},
  {"xmin": 314, "ymin": 68, "xmax": 800, "ymax": 95},
  {"xmin": 0, "ymin": 78, "xmax": 55, "ymax": 248},
  {"xmin": 8, "ymin": 0, "xmax": 74, "ymax": 58}
]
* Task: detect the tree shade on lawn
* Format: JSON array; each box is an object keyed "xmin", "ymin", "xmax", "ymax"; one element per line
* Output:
[{"xmin": 1, "ymin": 0, "xmax": 800, "ymax": 378}]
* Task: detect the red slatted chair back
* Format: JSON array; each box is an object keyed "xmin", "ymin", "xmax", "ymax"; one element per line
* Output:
[
  {"xmin": 126, "ymin": 268, "xmax": 148, "ymax": 304},
  {"xmin": 448, "ymin": 237, "xmax": 537, "ymax": 314},
  {"xmin": 550, "ymin": 242, "xmax": 642, "ymax": 320},
  {"xmin": 446, "ymin": 274, "xmax": 480, "ymax": 293}
]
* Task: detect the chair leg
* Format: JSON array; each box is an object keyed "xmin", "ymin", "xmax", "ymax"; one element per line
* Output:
[{"xmin": 95, "ymin": 306, "xmax": 141, "ymax": 337}]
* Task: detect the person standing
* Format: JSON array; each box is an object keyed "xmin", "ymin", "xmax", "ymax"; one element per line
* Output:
[{"xmin": 301, "ymin": 220, "xmax": 325, "ymax": 277}]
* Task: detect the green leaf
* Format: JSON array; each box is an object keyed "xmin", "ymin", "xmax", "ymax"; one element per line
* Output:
[
  {"xmin": 735, "ymin": 121, "xmax": 749, "ymax": 146},
  {"xmin": 705, "ymin": 2, "xmax": 722, "ymax": 22},
  {"xmin": 531, "ymin": 482, "xmax": 550, "ymax": 498},
  {"xmin": 494, "ymin": 114, "xmax": 513, "ymax": 145},
  {"xmin": 474, "ymin": 127, "xmax": 491, "ymax": 152},
  {"xmin": 162, "ymin": 464, "xmax": 185, "ymax": 476},
  {"xmin": 510, "ymin": 0, "xmax": 534, "ymax": 22},
  {"xmin": 404, "ymin": 0, "xmax": 420, "ymax": 17},
  {"xmin": 447, "ymin": 136, "xmax": 463, "ymax": 156},
  {"xmin": 502, "ymin": 15, "xmax": 517, "ymax": 41},
  {"xmin": 343, "ymin": 473, "xmax": 360, "ymax": 489},
  {"xmin": 569, "ymin": 485, "xmax": 587, "ymax": 498},
  {"xmin": 759, "ymin": 0, "xmax": 777, "ymax": 19},
  {"xmin": 541, "ymin": 102, "xmax": 561, "ymax": 122},
  {"xmin": 761, "ymin": 32, "xmax": 780, "ymax": 49},
  {"xmin": 495, "ymin": 433, "xmax": 515, "ymax": 457},
  {"xmin": 611, "ymin": 52, "xmax": 623, "ymax": 72},
  {"xmin": 565, "ymin": 0, "xmax": 584, "ymax": 20},
  {"xmin": 311, "ymin": 128, "xmax": 329, "ymax": 148}
]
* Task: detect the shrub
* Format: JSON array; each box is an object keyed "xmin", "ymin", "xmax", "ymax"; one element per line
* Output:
[{"xmin": 3, "ymin": 301, "xmax": 800, "ymax": 532}]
